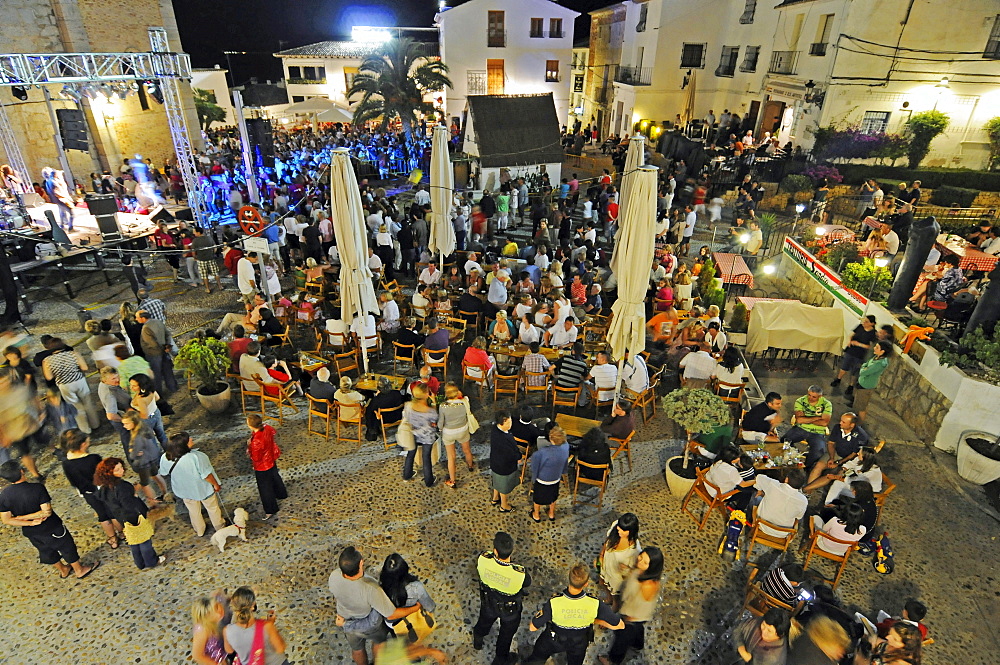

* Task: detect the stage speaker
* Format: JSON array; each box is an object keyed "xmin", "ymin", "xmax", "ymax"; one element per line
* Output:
[
  {"xmin": 173, "ymin": 207, "xmax": 194, "ymax": 221},
  {"xmin": 148, "ymin": 205, "xmax": 175, "ymax": 224},
  {"xmin": 94, "ymin": 213, "xmax": 123, "ymax": 240},
  {"xmin": 85, "ymin": 194, "xmax": 119, "ymax": 217},
  {"xmin": 246, "ymin": 117, "xmax": 275, "ymax": 167}
]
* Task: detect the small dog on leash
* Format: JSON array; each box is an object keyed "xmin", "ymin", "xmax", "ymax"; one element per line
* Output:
[{"xmin": 210, "ymin": 507, "xmax": 249, "ymax": 553}]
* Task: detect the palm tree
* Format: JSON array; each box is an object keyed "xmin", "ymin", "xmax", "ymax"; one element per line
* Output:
[{"xmin": 347, "ymin": 38, "xmax": 451, "ymax": 142}]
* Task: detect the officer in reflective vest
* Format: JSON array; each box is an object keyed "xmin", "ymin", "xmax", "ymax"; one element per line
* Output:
[
  {"xmin": 522, "ymin": 563, "xmax": 623, "ymax": 665},
  {"xmin": 473, "ymin": 531, "xmax": 530, "ymax": 665}
]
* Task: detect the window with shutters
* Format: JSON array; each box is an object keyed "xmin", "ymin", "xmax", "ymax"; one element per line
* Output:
[
  {"xmin": 860, "ymin": 111, "xmax": 891, "ymax": 134},
  {"xmin": 740, "ymin": 46, "xmax": 760, "ymax": 72},
  {"xmin": 545, "ymin": 60, "xmax": 561, "ymax": 82},
  {"xmin": 985, "ymin": 14, "xmax": 1000, "ymax": 58},
  {"xmin": 680, "ymin": 43, "xmax": 706, "ymax": 69},
  {"xmin": 740, "ymin": 0, "xmax": 757, "ymax": 24},
  {"xmin": 715, "ymin": 46, "xmax": 739, "ymax": 77},
  {"xmin": 549, "ymin": 18, "xmax": 563, "ymax": 38},
  {"xmin": 530, "ymin": 18, "xmax": 544, "ymax": 38},
  {"xmin": 488, "ymin": 11, "xmax": 506, "ymax": 47}
]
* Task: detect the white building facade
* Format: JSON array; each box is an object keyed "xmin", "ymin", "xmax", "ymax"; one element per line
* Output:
[
  {"xmin": 608, "ymin": 0, "xmax": 1000, "ymax": 168},
  {"xmin": 273, "ymin": 41, "xmax": 378, "ymax": 109},
  {"xmin": 437, "ymin": 0, "xmax": 580, "ymax": 126},
  {"xmin": 191, "ymin": 67, "xmax": 237, "ymax": 127}
]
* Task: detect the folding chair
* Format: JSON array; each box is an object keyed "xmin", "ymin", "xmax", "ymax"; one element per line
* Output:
[
  {"xmin": 745, "ymin": 505, "xmax": 798, "ymax": 563},
  {"xmin": 494, "ymin": 373, "xmax": 520, "ymax": 404},
  {"xmin": 393, "ymin": 342, "xmax": 418, "ymax": 375},
  {"xmin": 377, "ymin": 406, "xmax": 403, "ymax": 451},
  {"xmin": 334, "ymin": 400, "xmax": 365, "ymax": 446},
  {"xmin": 333, "ymin": 350, "xmax": 360, "ymax": 378},
  {"xmin": 325, "ymin": 330, "xmax": 351, "ymax": 353},
  {"xmin": 522, "ymin": 370, "xmax": 551, "ymax": 403},
  {"xmin": 252, "ymin": 375, "xmax": 300, "ymax": 424},
  {"xmin": 462, "ymin": 360, "xmax": 489, "ymax": 400},
  {"xmin": 714, "ymin": 379, "xmax": 746, "ymax": 405},
  {"xmin": 458, "ymin": 309, "xmax": 481, "ymax": 334},
  {"xmin": 572, "ymin": 461, "xmax": 610, "ymax": 508},
  {"xmin": 272, "ymin": 325, "xmax": 293, "ymax": 350},
  {"xmin": 680, "ymin": 467, "xmax": 739, "ymax": 531},
  {"xmin": 239, "ymin": 375, "xmax": 264, "ymax": 416},
  {"xmin": 422, "ymin": 347, "xmax": 450, "ymax": 381},
  {"xmin": 306, "ymin": 394, "xmax": 332, "ymax": 439},
  {"xmin": 608, "ymin": 431, "xmax": 634, "ymax": 473},
  {"xmin": 513, "ymin": 436, "xmax": 531, "ymax": 484},
  {"xmin": 551, "ymin": 384, "xmax": 581, "ymax": 415},
  {"xmin": 589, "ymin": 386, "xmax": 616, "ymax": 417},
  {"xmin": 803, "ymin": 519, "xmax": 858, "ymax": 589}
]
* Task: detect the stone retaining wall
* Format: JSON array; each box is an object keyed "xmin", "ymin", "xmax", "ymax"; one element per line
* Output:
[{"xmin": 876, "ymin": 353, "xmax": 952, "ymax": 442}]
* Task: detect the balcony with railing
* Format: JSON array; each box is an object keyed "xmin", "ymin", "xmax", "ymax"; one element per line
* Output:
[
  {"xmin": 809, "ymin": 42, "xmax": 828, "ymax": 56},
  {"xmin": 287, "ymin": 78, "xmax": 327, "ymax": 85},
  {"xmin": 467, "ymin": 70, "xmax": 487, "ymax": 96},
  {"xmin": 768, "ymin": 50, "xmax": 799, "ymax": 75},
  {"xmin": 613, "ymin": 65, "xmax": 652, "ymax": 86},
  {"xmin": 487, "ymin": 29, "xmax": 506, "ymax": 48}
]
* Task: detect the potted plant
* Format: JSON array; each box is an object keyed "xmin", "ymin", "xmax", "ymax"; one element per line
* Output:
[
  {"xmin": 661, "ymin": 388, "xmax": 732, "ymax": 497},
  {"xmin": 957, "ymin": 431, "xmax": 1000, "ymax": 485},
  {"xmin": 175, "ymin": 333, "xmax": 233, "ymax": 413},
  {"xmin": 728, "ymin": 301, "xmax": 748, "ymax": 346}
]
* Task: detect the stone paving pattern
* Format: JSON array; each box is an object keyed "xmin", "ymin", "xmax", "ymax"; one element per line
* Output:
[{"xmin": 2, "ymin": 214, "xmax": 999, "ymax": 665}]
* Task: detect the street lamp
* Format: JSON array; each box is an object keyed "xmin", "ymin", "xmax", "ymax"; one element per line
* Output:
[
  {"xmin": 815, "ymin": 225, "xmax": 827, "ymax": 236},
  {"xmin": 762, "ymin": 264, "xmax": 776, "ymax": 275},
  {"xmin": 863, "ymin": 256, "xmax": 891, "ymax": 315}
]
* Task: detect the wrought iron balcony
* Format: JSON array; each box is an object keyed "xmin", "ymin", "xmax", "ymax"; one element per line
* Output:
[
  {"xmin": 768, "ymin": 50, "xmax": 799, "ymax": 75},
  {"xmin": 613, "ymin": 65, "xmax": 652, "ymax": 86}
]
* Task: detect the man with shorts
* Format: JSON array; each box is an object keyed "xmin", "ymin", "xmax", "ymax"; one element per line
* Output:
[
  {"xmin": 680, "ymin": 204, "xmax": 696, "ymax": 256},
  {"xmin": 0, "ymin": 460, "xmax": 98, "ymax": 579},
  {"xmin": 330, "ymin": 545, "xmax": 421, "ymax": 665},
  {"xmin": 191, "ymin": 226, "xmax": 223, "ymax": 294}
]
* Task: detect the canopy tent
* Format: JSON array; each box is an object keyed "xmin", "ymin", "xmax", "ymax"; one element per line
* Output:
[
  {"xmin": 745, "ymin": 300, "xmax": 848, "ymax": 355},
  {"xmin": 316, "ymin": 106, "xmax": 354, "ymax": 123},
  {"xmin": 607, "ymin": 165, "xmax": 659, "ymax": 403},
  {"xmin": 283, "ymin": 97, "xmax": 340, "ymax": 113},
  {"xmin": 329, "ymin": 148, "xmax": 380, "ymax": 373},
  {"xmin": 428, "ymin": 125, "xmax": 456, "ymax": 271}
]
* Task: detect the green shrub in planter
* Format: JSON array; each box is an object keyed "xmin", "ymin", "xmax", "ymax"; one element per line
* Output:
[
  {"xmin": 841, "ymin": 260, "xmax": 892, "ymax": 301},
  {"xmin": 930, "ymin": 185, "xmax": 979, "ymax": 208},
  {"xmin": 729, "ymin": 302, "xmax": 748, "ymax": 333},
  {"xmin": 175, "ymin": 334, "xmax": 231, "ymax": 396},
  {"xmin": 780, "ymin": 174, "xmax": 812, "ymax": 194}
]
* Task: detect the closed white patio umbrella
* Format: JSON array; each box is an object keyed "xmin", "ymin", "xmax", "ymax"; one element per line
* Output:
[
  {"xmin": 615, "ymin": 134, "xmax": 646, "ymax": 242},
  {"xmin": 607, "ymin": 165, "xmax": 659, "ymax": 403},
  {"xmin": 329, "ymin": 148, "xmax": 380, "ymax": 373},
  {"xmin": 428, "ymin": 124, "xmax": 456, "ymax": 271}
]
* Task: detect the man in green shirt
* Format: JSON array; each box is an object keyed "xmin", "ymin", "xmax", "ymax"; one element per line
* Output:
[{"xmin": 781, "ymin": 385, "xmax": 832, "ymax": 467}]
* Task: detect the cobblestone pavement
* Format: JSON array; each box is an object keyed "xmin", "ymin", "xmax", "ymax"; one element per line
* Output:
[{"xmin": 1, "ymin": 223, "xmax": 998, "ymax": 665}]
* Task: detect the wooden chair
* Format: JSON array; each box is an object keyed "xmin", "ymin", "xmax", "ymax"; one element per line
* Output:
[
  {"xmin": 333, "ymin": 350, "xmax": 360, "ymax": 378},
  {"xmin": 356, "ymin": 333, "xmax": 381, "ymax": 365},
  {"xmin": 252, "ymin": 375, "xmax": 300, "ymax": 424},
  {"xmin": 551, "ymin": 384, "xmax": 581, "ymax": 415},
  {"xmin": 634, "ymin": 371, "xmax": 661, "ymax": 424},
  {"xmin": 745, "ymin": 505, "xmax": 798, "ymax": 563},
  {"xmin": 589, "ymin": 385, "xmax": 616, "ymax": 417},
  {"xmin": 445, "ymin": 316, "xmax": 468, "ymax": 338},
  {"xmin": 325, "ymin": 329, "xmax": 351, "ymax": 352},
  {"xmin": 513, "ymin": 436, "xmax": 531, "ymax": 484},
  {"xmin": 522, "ymin": 371, "xmax": 551, "ymax": 402},
  {"xmin": 714, "ymin": 379, "xmax": 746, "ymax": 405},
  {"xmin": 306, "ymin": 326, "xmax": 325, "ymax": 354},
  {"xmin": 874, "ymin": 472, "xmax": 897, "ymax": 523},
  {"xmin": 803, "ymin": 519, "xmax": 857, "ymax": 589},
  {"xmin": 334, "ymin": 400, "xmax": 365, "ymax": 446},
  {"xmin": 377, "ymin": 406, "xmax": 403, "ymax": 451},
  {"xmin": 743, "ymin": 567, "xmax": 803, "ymax": 617},
  {"xmin": 306, "ymin": 394, "xmax": 332, "ymax": 439},
  {"xmin": 422, "ymin": 347, "xmax": 450, "ymax": 381},
  {"xmin": 458, "ymin": 309, "xmax": 481, "ymax": 334},
  {"xmin": 462, "ymin": 360, "xmax": 489, "ymax": 400},
  {"xmin": 608, "ymin": 431, "xmax": 635, "ymax": 473},
  {"xmin": 393, "ymin": 342, "xmax": 417, "ymax": 375},
  {"xmin": 572, "ymin": 461, "xmax": 610, "ymax": 508},
  {"xmin": 272, "ymin": 325, "xmax": 293, "ymax": 350},
  {"xmin": 680, "ymin": 467, "xmax": 740, "ymax": 531},
  {"xmin": 239, "ymin": 375, "xmax": 264, "ymax": 416},
  {"xmin": 494, "ymin": 373, "xmax": 520, "ymax": 404}
]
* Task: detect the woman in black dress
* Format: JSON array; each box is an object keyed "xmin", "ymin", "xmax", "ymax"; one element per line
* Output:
[{"xmin": 59, "ymin": 429, "xmax": 123, "ymax": 549}]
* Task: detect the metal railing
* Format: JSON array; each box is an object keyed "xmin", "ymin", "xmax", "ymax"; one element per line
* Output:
[
  {"xmin": 487, "ymin": 30, "xmax": 506, "ymax": 48},
  {"xmin": 467, "ymin": 70, "xmax": 487, "ymax": 96},
  {"xmin": 768, "ymin": 50, "xmax": 799, "ymax": 75},
  {"xmin": 613, "ymin": 65, "xmax": 652, "ymax": 86}
]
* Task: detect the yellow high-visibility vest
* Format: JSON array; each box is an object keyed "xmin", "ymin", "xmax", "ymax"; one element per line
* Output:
[
  {"xmin": 478, "ymin": 552, "xmax": 526, "ymax": 596},
  {"xmin": 549, "ymin": 592, "xmax": 599, "ymax": 629}
]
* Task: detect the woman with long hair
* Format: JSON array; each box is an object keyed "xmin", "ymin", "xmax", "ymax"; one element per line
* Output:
[
  {"xmin": 813, "ymin": 501, "xmax": 867, "ymax": 556},
  {"xmin": 94, "ymin": 456, "xmax": 165, "ymax": 569},
  {"xmin": 121, "ymin": 409, "xmax": 168, "ymax": 506},
  {"xmin": 437, "ymin": 382, "xmax": 476, "ymax": 489},
  {"xmin": 378, "ymin": 553, "xmax": 436, "ymax": 640},
  {"xmin": 191, "ymin": 593, "xmax": 230, "ymax": 665},
  {"xmin": 731, "ymin": 607, "xmax": 791, "ymax": 665},
  {"xmin": 599, "ymin": 546, "xmax": 664, "ymax": 665},
  {"xmin": 712, "ymin": 345, "xmax": 745, "ymax": 397},
  {"xmin": 59, "ymin": 429, "xmax": 123, "ymax": 549},
  {"xmin": 402, "ymin": 383, "xmax": 439, "ymax": 487},
  {"xmin": 222, "ymin": 587, "xmax": 289, "ymax": 665},
  {"xmin": 129, "ymin": 372, "xmax": 167, "ymax": 447},
  {"xmin": 118, "ymin": 301, "xmax": 144, "ymax": 357},
  {"xmin": 871, "ymin": 622, "xmax": 922, "ymax": 665},
  {"xmin": 599, "ymin": 513, "xmax": 642, "ymax": 608}
]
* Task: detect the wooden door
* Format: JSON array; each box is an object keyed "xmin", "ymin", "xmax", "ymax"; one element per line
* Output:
[
  {"xmin": 760, "ymin": 100, "xmax": 785, "ymax": 135},
  {"xmin": 487, "ymin": 59, "xmax": 505, "ymax": 94}
]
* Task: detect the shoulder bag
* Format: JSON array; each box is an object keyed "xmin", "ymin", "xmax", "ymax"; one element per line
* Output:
[
  {"xmin": 396, "ymin": 405, "xmax": 416, "ymax": 451},
  {"xmin": 234, "ymin": 620, "xmax": 267, "ymax": 665},
  {"xmin": 463, "ymin": 396, "xmax": 480, "ymax": 434},
  {"xmin": 392, "ymin": 607, "xmax": 436, "ymax": 644}
]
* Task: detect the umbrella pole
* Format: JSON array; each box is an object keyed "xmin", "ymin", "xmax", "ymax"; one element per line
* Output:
[
  {"xmin": 613, "ymin": 354, "xmax": 625, "ymax": 409},
  {"xmin": 357, "ymin": 279, "xmax": 371, "ymax": 376}
]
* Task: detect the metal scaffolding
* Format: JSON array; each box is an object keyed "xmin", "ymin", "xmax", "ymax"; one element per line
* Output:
[
  {"xmin": 0, "ymin": 99, "xmax": 30, "ymax": 193},
  {"xmin": 0, "ymin": 29, "xmax": 209, "ymax": 225}
]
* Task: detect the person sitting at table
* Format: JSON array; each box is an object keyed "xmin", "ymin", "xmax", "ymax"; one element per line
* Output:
[
  {"xmin": 256, "ymin": 309, "xmax": 284, "ymax": 346},
  {"xmin": 464, "ymin": 252, "xmax": 485, "ymax": 279},
  {"xmin": 464, "ymin": 337, "xmax": 496, "ymax": 386},
  {"xmin": 704, "ymin": 321, "xmax": 727, "ymax": 354},
  {"xmin": 488, "ymin": 310, "xmax": 513, "ymax": 345},
  {"xmin": 569, "ymin": 274, "xmax": 588, "ymax": 308},
  {"xmin": 653, "ymin": 279, "xmax": 674, "ymax": 311},
  {"xmin": 754, "ymin": 468, "xmax": 809, "ymax": 539},
  {"xmin": 334, "ymin": 376, "xmax": 366, "ymax": 422},
  {"xmin": 521, "ymin": 342, "xmax": 551, "ymax": 388},
  {"xmin": 350, "ymin": 312, "xmax": 378, "ymax": 352},
  {"xmin": 533, "ymin": 301, "xmax": 553, "ymax": 327},
  {"xmin": 931, "ymin": 254, "xmax": 966, "ymax": 303},
  {"xmin": 672, "ymin": 319, "xmax": 706, "ymax": 350},
  {"xmin": 261, "ymin": 356, "xmax": 300, "ymax": 396},
  {"xmin": 422, "ymin": 317, "xmax": 449, "ymax": 362},
  {"xmin": 418, "ymin": 262, "xmax": 441, "ymax": 286},
  {"xmin": 325, "ymin": 309, "xmax": 350, "ymax": 341},
  {"xmin": 679, "ymin": 345, "xmax": 717, "ymax": 389},
  {"xmin": 552, "ymin": 341, "xmax": 590, "ymax": 406},
  {"xmin": 545, "ymin": 317, "xmax": 579, "ymax": 349},
  {"xmin": 304, "ymin": 257, "xmax": 324, "ymax": 282},
  {"xmin": 740, "ymin": 392, "xmax": 782, "ymax": 444},
  {"xmin": 583, "ymin": 284, "xmax": 603, "ymax": 317},
  {"xmin": 646, "ymin": 306, "xmax": 680, "ymax": 345},
  {"xmin": 712, "ymin": 345, "xmax": 744, "ymax": 396},
  {"xmin": 864, "ymin": 227, "xmax": 890, "ymax": 257},
  {"xmin": 981, "ymin": 226, "xmax": 1000, "ymax": 256},
  {"xmin": 587, "ymin": 351, "xmax": 618, "ymax": 403},
  {"xmin": 576, "ymin": 427, "xmax": 613, "ymax": 479},
  {"xmin": 601, "ymin": 402, "xmax": 635, "ymax": 441},
  {"xmin": 705, "ymin": 446, "xmax": 755, "ymax": 508},
  {"xmin": 513, "ymin": 294, "xmax": 534, "ymax": 320},
  {"xmin": 443, "ymin": 265, "xmax": 464, "ymax": 291},
  {"xmin": 812, "ymin": 501, "xmax": 867, "ymax": 556},
  {"xmin": 378, "ymin": 292, "xmax": 401, "ymax": 335},
  {"xmin": 365, "ymin": 377, "xmax": 405, "ymax": 442},
  {"xmin": 515, "ymin": 271, "xmax": 535, "ymax": 296},
  {"xmin": 458, "ymin": 284, "xmax": 483, "ymax": 320},
  {"xmin": 412, "ymin": 284, "xmax": 433, "ymax": 319},
  {"xmin": 434, "ymin": 289, "xmax": 452, "ymax": 318},
  {"xmin": 228, "ymin": 325, "xmax": 252, "ymax": 372},
  {"xmin": 409, "ymin": 365, "xmax": 441, "ymax": 397},
  {"xmin": 309, "ymin": 367, "xmax": 337, "ymax": 414},
  {"xmin": 216, "ymin": 293, "xmax": 267, "ymax": 338},
  {"xmin": 239, "ymin": 342, "xmax": 276, "ymax": 393},
  {"xmin": 396, "ymin": 316, "xmax": 425, "ymax": 353},
  {"xmin": 704, "ymin": 305, "xmax": 722, "ymax": 328}
]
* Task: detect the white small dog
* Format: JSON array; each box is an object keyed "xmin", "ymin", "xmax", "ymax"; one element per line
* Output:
[{"xmin": 210, "ymin": 507, "xmax": 249, "ymax": 553}]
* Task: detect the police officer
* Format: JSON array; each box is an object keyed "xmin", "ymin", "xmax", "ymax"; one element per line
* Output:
[
  {"xmin": 521, "ymin": 563, "xmax": 623, "ymax": 665},
  {"xmin": 473, "ymin": 531, "xmax": 530, "ymax": 665}
]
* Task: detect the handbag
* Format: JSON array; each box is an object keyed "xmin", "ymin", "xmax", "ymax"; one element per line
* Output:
[
  {"xmin": 234, "ymin": 620, "xmax": 267, "ymax": 665},
  {"xmin": 463, "ymin": 397, "xmax": 480, "ymax": 434},
  {"xmin": 122, "ymin": 514, "xmax": 154, "ymax": 546},
  {"xmin": 396, "ymin": 407, "xmax": 416, "ymax": 451},
  {"xmin": 392, "ymin": 607, "xmax": 436, "ymax": 644}
]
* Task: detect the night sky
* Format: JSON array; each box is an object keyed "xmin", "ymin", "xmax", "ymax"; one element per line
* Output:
[{"xmin": 171, "ymin": 0, "xmax": 608, "ymax": 85}]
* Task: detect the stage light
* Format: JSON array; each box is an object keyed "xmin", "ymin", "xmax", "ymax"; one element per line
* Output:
[
  {"xmin": 815, "ymin": 226, "xmax": 827, "ymax": 236},
  {"xmin": 98, "ymin": 83, "xmax": 114, "ymax": 100},
  {"xmin": 60, "ymin": 84, "xmax": 84, "ymax": 102},
  {"xmin": 874, "ymin": 256, "xmax": 890, "ymax": 268},
  {"xmin": 762, "ymin": 264, "xmax": 776, "ymax": 275},
  {"xmin": 82, "ymin": 84, "xmax": 100, "ymax": 100},
  {"xmin": 115, "ymin": 84, "xmax": 130, "ymax": 101},
  {"xmin": 11, "ymin": 85, "xmax": 28, "ymax": 101},
  {"xmin": 144, "ymin": 80, "xmax": 164, "ymax": 104}
]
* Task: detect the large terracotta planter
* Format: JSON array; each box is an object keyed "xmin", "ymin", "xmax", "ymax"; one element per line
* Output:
[
  {"xmin": 957, "ymin": 431, "xmax": 1000, "ymax": 485},
  {"xmin": 196, "ymin": 382, "xmax": 232, "ymax": 414},
  {"xmin": 665, "ymin": 455, "xmax": 697, "ymax": 498}
]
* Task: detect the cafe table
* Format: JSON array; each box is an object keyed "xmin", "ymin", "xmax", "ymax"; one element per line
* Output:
[{"xmin": 556, "ymin": 413, "xmax": 603, "ymax": 438}]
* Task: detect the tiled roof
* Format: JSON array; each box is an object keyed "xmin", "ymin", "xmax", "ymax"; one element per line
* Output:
[
  {"xmin": 468, "ymin": 94, "xmax": 563, "ymax": 167},
  {"xmin": 274, "ymin": 41, "xmax": 379, "ymax": 59}
]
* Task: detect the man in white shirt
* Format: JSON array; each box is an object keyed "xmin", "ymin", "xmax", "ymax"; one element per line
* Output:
[
  {"xmin": 621, "ymin": 353, "xmax": 649, "ymax": 398},
  {"xmin": 366, "ymin": 209, "xmax": 383, "ymax": 232},
  {"xmin": 534, "ymin": 248, "xmax": 550, "ymax": 271},
  {"xmin": 366, "ymin": 248, "xmax": 383, "ymax": 280},
  {"xmin": 414, "ymin": 185, "xmax": 431, "ymax": 207},
  {"xmin": 983, "ymin": 228, "xmax": 1000, "ymax": 256},
  {"xmin": 545, "ymin": 318, "xmax": 578, "ymax": 348},
  {"xmin": 679, "ymin": 347, "xmax": 717, "ymax": 389},
  {"xmin": 582, "ymin": 197, "xmax": 594, "ymax": 222},
  {"xmin": 754, "ymin": 470, "xmax": 809, "ymax": 538},
  {"xmin": 583, "ymin": 225, "xmax": 597, "ymax": 244},
  {"xmin": 680, "ymin": 205, "xmax": 697, "ymax": 256},
  {"xmin": 650, "ymin": 261, "xmax": 667, "ymax": 287},
  {"xmin": 418, "ymin": 262, "xmax": 441, "ymax": 286},
  {"xmin": 881, "ymin": 223, "xmax": 900, "ymax": 256},
  {"xmin": 587, "ymin": 351, "xmax": 618, "ymax": 401},
  {"xmin": 487, "ymin": 272, "xmax": 510, "ymax": 308},
  {"xmin": 236, "ymin": 253, "xmax": 259, "ymax": 303},
  {"xmin": 351, "ymin": 313, "xmax": 378, "ymax": 349},
  {"xmin": 464, "ymin": 252, "xmax": 485, "ymax": 278},
  {"xmin": 744, "ymin": 221, "xmax": 763, "ymax": 256}
]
